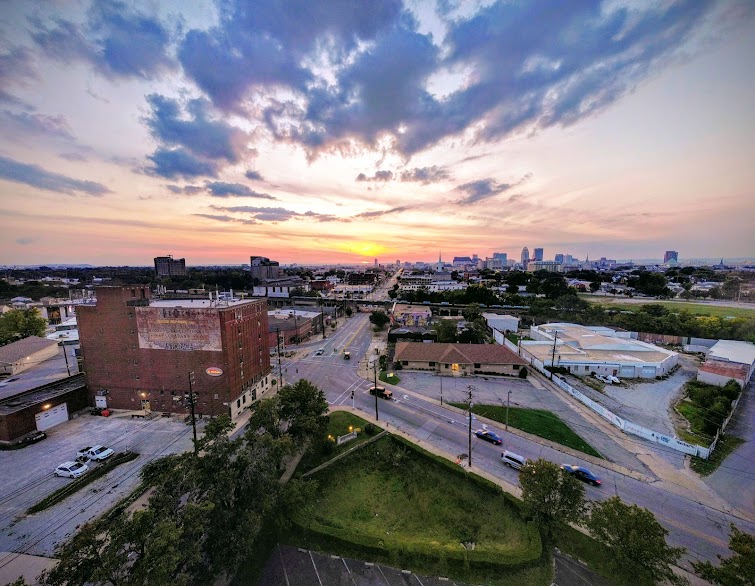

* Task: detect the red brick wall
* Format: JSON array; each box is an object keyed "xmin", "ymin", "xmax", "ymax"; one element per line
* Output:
[{"xmin": 78, "ymin": 287, "xmax": 271, "ymax": 416}]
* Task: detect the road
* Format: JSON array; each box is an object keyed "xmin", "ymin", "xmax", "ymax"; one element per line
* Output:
[{"xmin": 275, "ymin": 313, "xmax": 753, "ymax": 570}]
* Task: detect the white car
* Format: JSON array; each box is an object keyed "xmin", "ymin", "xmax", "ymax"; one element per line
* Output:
[
  {"xmin": 55, "ymin": 461, "xmax": 89, "ymax": 479},
  {"xmin": 77, "ymin": 445, "xmax": 114, "ymax": 461},
  {"xmin": 607, "ymin": 375, "xmax": 621, "ymax": 384}
]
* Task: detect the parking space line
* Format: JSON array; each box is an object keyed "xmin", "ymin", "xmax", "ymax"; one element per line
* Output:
[
  {"xmin": 308, "ymin": 550, "xmax": 323, "ymax": 586},
  {"xmin": 278, "ymin": 545, "xmax": 291, "ymax": 586}
]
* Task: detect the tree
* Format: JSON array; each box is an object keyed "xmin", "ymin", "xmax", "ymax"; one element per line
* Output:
[
  {"xmin": 369, "ymin": 310, "xmax": 390, "ymax": 330},
  {"xmin": 519, "ymin": 459, "xmax": 584, "ymax": 536},
  {"xmin": 0, "ymin": 308, "xmax": 47, "ymax": 345},
  {"xmin": 277, "ymin": 379, "xmax": 329, "ymax": 440},
  {"xmin": 462, "ymin": 303, "xmax": 482, "ymax": 322},
  {"xmin": 589, "ymin": 281, "xmax": 600, "ymax": 293},
  {"xmin": 433, "ymin": 319, "xmax": 458, "ymax": 343},
  {"xmin": 693, "ymin": 525, "xmax": 755, "ymax": 586},
  {"xmin": 344, "ymin": 306, "xmax": 353, "ymax": 317},
  {"xmin": 586, "ymin": 496, "xmax": 686, "ymax": 585}
]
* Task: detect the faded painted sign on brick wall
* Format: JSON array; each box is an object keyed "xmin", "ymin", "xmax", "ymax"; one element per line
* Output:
[{"xmin": 136, "ymin": 307, "xmax": 222, "ymax": 351}]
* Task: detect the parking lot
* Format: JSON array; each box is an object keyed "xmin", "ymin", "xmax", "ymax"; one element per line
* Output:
[{"xmin": 0, "ymin": 412, "xmax": 195, "ymax": 558}]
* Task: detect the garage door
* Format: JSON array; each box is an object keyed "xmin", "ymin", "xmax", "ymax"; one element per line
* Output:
[{"xmin": 35, "ymin": 403, "xmax": 69, "ymax": 431}]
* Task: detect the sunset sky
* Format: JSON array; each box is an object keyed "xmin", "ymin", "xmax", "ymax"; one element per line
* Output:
[{"xmin": 1, "ymin": 0, "xmax": 753, "ymax": 266}]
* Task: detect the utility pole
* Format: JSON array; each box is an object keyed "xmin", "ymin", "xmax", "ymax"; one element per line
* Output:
[
  {"xmin": 321, "ymin": 305, "xmax": 326, "ymax": 339},
  {"xmin": 550, "ymin": 329, "xmax": 559, "ymax": 380},
  {"xmin": 62, "ymin": 345, "xmax": 71, "ymax": 376},
  {"xmin": 187, "ymin": 372, "xmax": 198, "ymax": 455},
  {"xmin": 467, "ymin": 385, "xmax": 474, "ymax": 468},
  {"xmin": 439, "ymin": 366, "xmax": 443, "ymax": 405},
  {"xmin": 506, "ymin": 390, "xmax": 511, "ymax": 431},
  {"xmin": 276, "ymin": 327, "xmax": 284, "ymax": 388},
  {"xmin": 373, "ymin": 358, "xmax": 380, "ymax": 421}
]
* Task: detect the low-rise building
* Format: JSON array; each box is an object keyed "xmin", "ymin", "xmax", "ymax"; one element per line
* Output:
[
  {"xmin": 391, "ymin": 304, "xmax": 432, "ymax": 327},
  {"xmin": 395, "ymin": 342, "xmax": 526, "ymax": 376},
  {"xmin": 697, "ymin": 340, "xmax": 755, "ymax": 387},
  {"xmin": 522, "ymin": 322, "xmax": 678, "ymax": 379},
  {"xmin": 0, "ymin": 336, "xmax": 60, "ymax": 376}
]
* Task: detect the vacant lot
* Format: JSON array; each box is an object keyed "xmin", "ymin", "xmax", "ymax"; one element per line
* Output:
[
  {"xmin": 292, "ymin": 435, "xmax": 544, "ymax": 584},
  {"xmin": 587, "ymin": 298, "xmax": 755, "ymax": 319}
]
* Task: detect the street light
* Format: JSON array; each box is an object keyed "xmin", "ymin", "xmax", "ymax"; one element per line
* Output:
[{"xmin": 506, "ymin": 390, "xmax": 512, "ymax": 431}]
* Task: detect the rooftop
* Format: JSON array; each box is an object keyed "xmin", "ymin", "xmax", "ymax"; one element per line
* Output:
[
  {"xmin": 148, "ymin": 298, "xmax": 261, "ymax": 308},
  {"xmin": 0, "ymin": 336, "xmax": 60, "ymax": 364},
  {"xmin": 706, "ymin": 340, "xmax": 755, "ymax": 366},
  {"xmin": 395, "ymin": 342, "xmax": 526, "ymax": 365}
]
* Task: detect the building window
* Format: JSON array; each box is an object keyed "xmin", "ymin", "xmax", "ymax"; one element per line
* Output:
[
  {"xmin": 513, "ymin": 365, "xmax": 520, "ymax": 370},
  {"xmin": 236, "ymin": 399, "xmax": 241, "ymax": 408},
  {"xmin": 474, "ymin": 363, "xmax": 481, "ymax": 369},
  {"xmin": 242, "ymin": 395, "xmax": 246, "ymax": 404},
  {"xmin": 429, "ymin": 361, "xmax": 435, "ymax": 367}
]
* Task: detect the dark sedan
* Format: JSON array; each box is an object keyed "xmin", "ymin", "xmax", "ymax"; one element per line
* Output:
[
  {"xmin": 560, "ymin": 464, "xmax": 602, "ymax": 486},
  {"xmin": 475, "ymin": 430, "xmax": 503, "ymax": 445}
]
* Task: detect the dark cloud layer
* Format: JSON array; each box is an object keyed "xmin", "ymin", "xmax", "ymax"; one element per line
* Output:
[
  {"xmin": 29, "ymin": 0, "xmax": 173, "ymax": 80},
  {"xmin": 356, "ymin": 165, "xmax": 451, "ymax": 184},
  {"xmin": 146, "ymin": 148, "xmax": 218, "ymax": 179},
  {"xmin": 0, "ymin": 155, "xmax": 110, "ymax": 196},
  {"xmin": 210, "ymin": 204, "xmax": 338, "ymax": 223}
]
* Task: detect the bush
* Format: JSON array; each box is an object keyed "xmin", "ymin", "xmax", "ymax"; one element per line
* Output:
[
  {"xmin": 393, "ymin": 361, "xmax": 403, "ymax": 370},
  {"xmin": 364, "ymin": 423, "xmax": 377, "ymax": 436},
  {"xmin": 518, "ymin": 367, "xmax": 528, "ymax": 379}
]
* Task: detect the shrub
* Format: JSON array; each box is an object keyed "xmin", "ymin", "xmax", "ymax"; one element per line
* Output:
[
  {"xmin": 364, "ymin": 423, "xmax": 377, "ymax": 436},
  {"xmin": 518, "ymin": 366, "xmax": 528, "ymax": 379}
]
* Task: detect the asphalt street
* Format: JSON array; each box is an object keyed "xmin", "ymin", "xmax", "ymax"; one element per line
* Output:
[{"xmin": 278, "ymin": 313, "xmax": 755, "ymax": 569}]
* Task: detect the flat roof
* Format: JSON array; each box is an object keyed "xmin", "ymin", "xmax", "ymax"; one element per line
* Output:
[
  {"xmin": 0, "ymin": 374, "xmax": 85, "ymax": 415},
  {"xmin": 0, "ymin": 336, "xmax": 59, "ymax": 363},
  {"xmin": 707, "ymin": 340, "xmax": 755, "ymax": 366},
  {"xmin": 148, "ymin": 298, "xmax": 262, "ymax": 308},
  {"xmin": 522, "ymin": 342, "xmax": 673, "ymax": 365}
]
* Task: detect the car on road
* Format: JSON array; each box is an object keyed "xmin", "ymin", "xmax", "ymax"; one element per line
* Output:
[
  {"xmin": 368, "ymin": 386, "xmax": 393, "ymax": 400},
  {"xmin": 77, "ymin": 445, "xmax": 114, "ymax": 462},
  {"xmin": 560, "ymin": 464, "xmax": 602, "ymax": 486},
  {"xmin": 475, "ymin": 429, "xmax": 503, "ymax": 445},
  {"xmin": 314, "ymin": 348, "xmax": 325, "ymax": 356},
  {"xmin": 55, "ymin": 461, "xmax": 89, "ymax": 479},
  {"xmin": 343, "ymin": 351, "xmax": 350, "ymax": 360}
]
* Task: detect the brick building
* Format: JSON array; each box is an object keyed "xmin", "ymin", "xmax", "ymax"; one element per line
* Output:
[
  {"xmin": 77, "ymin": 286, "xmax": 272, "ymax": 420},
  {"xmin": 154, "ymin": 255, "xmax": 187, "ymax": 277}
]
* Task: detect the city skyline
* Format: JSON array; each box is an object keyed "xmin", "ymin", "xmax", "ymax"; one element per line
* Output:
[{"xmin": 1, "ymin": 1, "xmax": 754, "ymax": 265}]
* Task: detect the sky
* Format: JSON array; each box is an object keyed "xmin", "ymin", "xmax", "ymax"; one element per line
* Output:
[{"xmin": 0, "ymin": 0, "xmax": 753, "ymax": 266}]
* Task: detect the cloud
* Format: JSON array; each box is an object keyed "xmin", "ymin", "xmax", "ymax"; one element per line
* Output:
[
  {"xmin": 210, "ymin": 204, "xmax": 339, "ymax": 223},
  {"xmin": 170, "ymin": 1, "xmax": 722, "ymax": 158},
  {"xmin": 193, "ymin": 213, "xmax": 257, "ymax": 225},
  {"xmin": 59, "ymin": 152, "xmax": 88, "ymax": 162},
  {"xmin": 453, "ymin": 173, "xmax": 532, "ymax": 205},
  {"xmin": 29, "ymin": 0, "xmax": 174, "ymax": 80},
  {"xmin": 244, "ymin": 169, "xmax": 263, "ymax": 181},
  {"xmin": 355, "ymin": 170, "xmax": 394, "ymax": 182},
  {"xmin": 0, "ymin": 46, "xmax": 38, "ymax": 105},
  {"xmin": 145, "ymin": 94, "xmax": 249, "ymax": 163},
  {"xmin": 0, "ymin": 109, "xmax": 75, "ymax": 140},
  {"xmin": 204, "ymin": 182, "xmax": 276, "ymax": 199},
  {"xmin": 178, "ymin": 0, "xmax": 401, "ymax": 111},
  {"xmin": 399, "ymin": 166, "xmax": 451, "ymax": 184},
  {"xmin": 166, "ymin": 184, "xmax": 203, "ymax": 194},
  {"xmin": 16, "ymin": 237, "xmax": 34, "ymax": 245},
  {"xmin": 0, "ymin": 155, "xmax": 110, "ymax": 196},
  {"xmin": 355, "ymin": 205, "xmax": 413, "ymax": 218},
  {"xmin": 146, "ymin": 148, "xmax": 219, "ymax": 179}
]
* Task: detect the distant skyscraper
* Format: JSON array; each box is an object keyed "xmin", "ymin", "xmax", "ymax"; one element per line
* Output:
[
  {"xmin": 663, "ymin": 251, "xmax": 679, "ymax": 263},
  {"xmin": 554, "ymin": 253, "xmax": 564, "ymax": 264},
  {"xmin": 374, "ymin": 258, "xmax": 378, "ymax": 266},
  {"xmin": 533, "ymin": 247, "xmax": 544, "ymax": 261},
  {"xmin": 493, "ymin": 252, "xmax": 508, "ymax": 264},
  {"xmin": 154, "ymin": 255, "xmax": 186, "ymax": 277},
  {"xmin": 521, "ymin": 247, "xmax": 530, "ymax": 269}
]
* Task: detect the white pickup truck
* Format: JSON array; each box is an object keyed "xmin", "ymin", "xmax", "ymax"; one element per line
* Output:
[{"xmin": 77, "ymin": 445, "xmax": 114, "ymax": 462}]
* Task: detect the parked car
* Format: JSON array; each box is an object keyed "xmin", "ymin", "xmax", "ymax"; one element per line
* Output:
[
  {"xmin": 560, "ymin": 464, "xmax": 602, "ymax": 486},
  {"xmin": 55, "ymin": 461, "xmax": 89, "ymax": 479},
  {"xmin": 23, "ymin": 431, "xmax": 47, "ymax": 445},
  {"xmin": 607, "ymin": 375, "xmax": 621, "ymax": 384},
  {"xmin": 77, "ymin": 445, "xmax": 114, "ymax": 462},
  {"xmin": 475, "ymin": 429, "xmax": 503, "ymax": 445},
  {"xmin": 368, "ymin": 386, "xmax": 393, "ymax": 400}
]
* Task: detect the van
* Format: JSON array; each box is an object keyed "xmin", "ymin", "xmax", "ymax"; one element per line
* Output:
[{"xmin": 501, "ymin": 451, "xmax": 526, "ymax": 470}]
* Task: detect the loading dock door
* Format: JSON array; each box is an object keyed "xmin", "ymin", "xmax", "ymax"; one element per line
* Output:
[{"xmin": 35, "ymin": 403, "xmax": 69, "ymax": 431}]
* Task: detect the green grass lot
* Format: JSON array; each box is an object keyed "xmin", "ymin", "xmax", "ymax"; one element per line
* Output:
[
  {"xmin": 290, "ymin": 435, "xmax": 547, "ymax": 585},
  {"xmin": 379, "ymin": 370, "xmax": 401, "ymax": 384},
  {"xmin": 295, "ymin": 411, "xmax": 382, "ymax": 475},
  {"xmin": 585, "ymin": 297, "xmax": 755, "ymax": 319},
  {"xmin": 675, "ymin": 401, "xmax": 714, "ymax": 444},
  {"xmin": 691, "ymin": 434, "xmax": 745, "ymax": 476},
  {"xmin": 450, "ymin": 403, "xmax": 602, "ymax": 459}
]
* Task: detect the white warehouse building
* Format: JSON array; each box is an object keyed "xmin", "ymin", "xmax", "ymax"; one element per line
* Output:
[{"xmin": 521, "ymin": 323, "xmax": 678, "ymax": 379}]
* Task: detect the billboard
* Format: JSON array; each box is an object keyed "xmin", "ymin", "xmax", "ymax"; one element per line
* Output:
[{"xmin": 136, "ymin": 307, "xmax": 222, "ymax": 351}]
